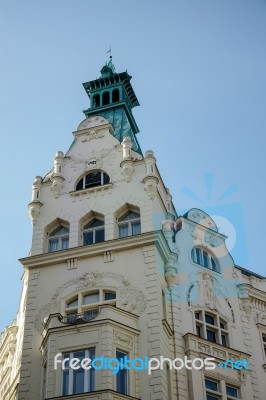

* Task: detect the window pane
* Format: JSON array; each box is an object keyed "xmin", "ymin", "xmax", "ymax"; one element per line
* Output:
[
  {"xmin": 62, "ymin": 370, "xmax": 69, "ymax": 396},
  {"xmin": 119, "ymin": 224, "xmax": 128, "ymax": 238},
  {"xmin": 132, "ymin": 221, "xmax": 141, "ymax": 235},
  {"xmin": 85, "ymin": 172, "xmax": 101, "ymax": 188},
  {"xmin": 116, "ymin": 351, "xmax": 128, "ymax": 395},
  {"xmin": 203, "ymin": 251, "xmax": 209, "ymax": 267},
  {"xmin": 73, "ymin": 369, "xmax": 84, "ymax": 394},
  {"xmin": 83, "ymin": 231, "xmax": 93, "ymax": 245},
  {"xmin": 196, "ymin": 248, "xmax": 201, "ymax": 264},
  {"xmin": 205, "ymin": 379, "xmax": 218, "ymax": 391},
  {"xmin": 84, "ymin": 219, "xmax": 104, "ymax": 229},
  {"xmin": 83, "ymin": 293, "xmax": 99, "ymax": 305},
  {"xmin": 195, "ymin": 312, "xmax": 200, "ymax": 320},
  {"xmin": 67, "ymin": 298, "xmax": 78, "ymax": 308},
  {"xmin": 221, "ymin": 334, "xmax": 227, "ymax": 346},
  {"xmin": 62, "ymin": 237, "xmax": 69, "ymax": 250},
  {"xmin": 196, "ymin": 325, "xmax": 201, "ymax": 337},
  {"xmin": 206, "ymin": 396, "xmax": 219, "ymax": 400},
  {"xmin": 50, "ymin": 226, "xmax": 69, "ymax": 237},
  {"xmin": 103, "ymin": 172, "xmax": 110, "ymax": 184},
  {"xmin": 205, "ymin": 314, "xmax": 215, "ymax": 325},
  {"xmin": 207, "ymin": 329, "xmax": 216, "ymax": 342},
  {"xmin": 211, "ymin": 257, "xmax": 218, "ymax": 271},
  {"xmin": 104, "ymin": 292, "xmax": 116, "ymax": 301},
  {"xmin": 48, "ymin": 238, "xmax": 58, "ymax": 252},
  {"xmin": 95, "ymin": 228, "xmax": 105, "ymax": 243},
  {"xmin": 76, "ymin": 178, "xmax": 84, "ymax": 191},
  {"xmin": 119, "ymin": 211, "xmax": 140, "ymax": 221},
  {"xmin": 226, "ymin": 386, "xmax": 238, "ymax": 397}
]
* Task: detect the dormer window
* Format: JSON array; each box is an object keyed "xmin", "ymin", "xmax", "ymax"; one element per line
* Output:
[
  {"xmin": 76, "ymin": 171, "xmax": 110, "ymax": 191},
  {"xmin": 48, "ymin": 226, "xmax": 69, "ymax": 252},
  {"xmin": 191, "ymin": 247, "xmax": 219, "ymax": 272}
]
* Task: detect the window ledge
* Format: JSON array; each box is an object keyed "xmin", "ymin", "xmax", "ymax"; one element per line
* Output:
[
  {"xmin": 45, "ymin": 389, "xmax": 141, "ymax": 400},
  {"xmin": 70, "ymin": 183, "xmax": 113, "ymax": 197}
]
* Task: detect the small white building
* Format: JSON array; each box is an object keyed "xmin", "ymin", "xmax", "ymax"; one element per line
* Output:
[{"xmin": 1, "ymin": 60, "xmax": 266, "ymax": 400}]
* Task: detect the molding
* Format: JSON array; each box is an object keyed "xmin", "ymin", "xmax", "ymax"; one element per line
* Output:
[{"xmin": 19, "ymin": 231, "xmax": 170, "ymax": 269}]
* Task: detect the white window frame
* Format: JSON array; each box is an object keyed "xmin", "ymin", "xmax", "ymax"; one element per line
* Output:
[
  {"xmin": 64, "ymin": 288, "xmax": 116, "ymax": 316},
  {"xmin": 76, "ymin": 171, "xmax": 110, "ymax": 191},
  {"xmin": 191, "ymin": 247, "xmax": 219, "ymax": 272},
  {"xmin": 205, "ymin": 377, "xmax": 241, "ymax": 399},
  {"xmin": 195, "ymin": 310, "xmax": 229, "ymax": 346},
  {"xmin": 83, "ymin": 219, "xmax": 105, "ymax": 245},
  {"xmin": 48, "ymin": 226, "xmax": 69, "ymax": 252},
  {"xmin": 62, "ymin": 348, "xmax": 95, "ymax": 396},
  {"xmin": 118, "ymin": 211, "xmax": 141, "ymax": 238}
]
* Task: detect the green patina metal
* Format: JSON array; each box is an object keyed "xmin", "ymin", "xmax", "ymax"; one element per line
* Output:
[{"xmin": 82, "ymin": 58, "xmax": 142, "ymax": 154}]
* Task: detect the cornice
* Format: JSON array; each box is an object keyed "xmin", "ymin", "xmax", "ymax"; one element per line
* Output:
[{"xmin": 19, "ymin": 231, "xmax": 172, "ymax": 269}]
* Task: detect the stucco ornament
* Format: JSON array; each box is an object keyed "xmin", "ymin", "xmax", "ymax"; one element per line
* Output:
[{"xmin": 35, "ymin": 271, "xmax": 146, "ymax": 332}]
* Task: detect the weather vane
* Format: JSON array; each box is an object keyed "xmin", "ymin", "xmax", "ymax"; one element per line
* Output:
[{"xmin": 106, "ymin": 45, "xmax": 112, "ymax": 59}]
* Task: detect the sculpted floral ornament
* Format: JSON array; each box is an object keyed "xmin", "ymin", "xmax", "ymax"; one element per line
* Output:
[{"xmin": 35, "ymin": 271, "xmax": 146, "ymax": 332}]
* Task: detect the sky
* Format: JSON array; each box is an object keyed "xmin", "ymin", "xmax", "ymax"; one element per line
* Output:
[{"xmin": 0, "ymin": 0, "xmax": 265, "ymax": 331}]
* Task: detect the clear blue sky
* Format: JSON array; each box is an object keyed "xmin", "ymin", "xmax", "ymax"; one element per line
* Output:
[{"xmin": 0, "ymin": 0, "xmax": 265, "ymax": 330}]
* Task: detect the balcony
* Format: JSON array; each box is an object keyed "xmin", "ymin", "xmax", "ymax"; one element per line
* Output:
[
  {"xmin": 45, "ymin": 389, "xmax": 140, "ymax": 400},
  {"xmin": 183, "ymin": 332, "xmax": 250, "ymax": 362}
]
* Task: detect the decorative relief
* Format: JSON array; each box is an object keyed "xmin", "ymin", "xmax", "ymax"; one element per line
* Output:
[
  {"xmin": 69, "ymin": 147, "xmax": 116, "ymax": 176},
  {"xmin": 81, "ymin": 130, "xmax": 105, "ymax": 142},
  {"xmin": 77, "ymin": 116, "xmax": 109, "ymax": 131},
  {"xmin": 212, "ymin": 348, "xmax": 226, "ymax": 359},
  {"xmin": 113, "ymin": 330, "xmax": 133, "ymax": 348},
  {"xmin": 198, "ymin": 342, "xmax": 211, "ymax": 353},
  {"xmin": 35, "ymin": 271, "xmax": 146, "ymax": 332}
]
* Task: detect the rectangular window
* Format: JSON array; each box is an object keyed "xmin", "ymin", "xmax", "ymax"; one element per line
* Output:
[
  {"xmin": 205, "ymin": 379, "xmax": 218, "ymax": 391},
  {"xmin": 62, "ymin": 349, "xmax": 95, "ymax": 395},
  {"xmin": 196, "ymin": 325, "xmax": 201, "ymax": 337},
  {"xmin": 221, "ymin": 334, "xmax": 227, "ymax": 347},
  {"xmin": 131, "ymin": 221, "xmax": 141, "ymax": 235},
  {"xmin": 116, "ymin": 350, "xmax": 128, "ymax": 395},
  {"xmin": 206, "ymin": 329, "xmax": 216, "ymax": 343},
  {"xmin": 226, "ymin": 385, "xmax": 239, "ymax": 398},
  {"xmin": 205, "ymin": 314, "xmax": 215, "ymax": 325}
]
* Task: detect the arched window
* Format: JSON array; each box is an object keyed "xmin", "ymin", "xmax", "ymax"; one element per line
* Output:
[
  {"xmin": 65, "ymin": 289, "xmax": 116, "ymax": 316},
  {"xmin": 191, "ymin": 247, "xmax": 219, "ymax": 272},
  {"xmin": 102, "ymin": 91, "xmax": 110, "ymax": 106},
  {"xmin": 194, "ymin": 310, "xmax": 229, "ymax": 346},
  {"xmin": 48, "ymin": 226, "xmax": 69, "ymax": 252},
  {"xmin": 83, "ymin": 219, "xmax": 104, "ymax": 245},
  {"xmin": 112, "ymin": 89, "xmax": 120, "ymax": 103},
  {"xmin": 76, "ymin": 171, "xmax": 110, "ymax": 191},
  {"xmin": 118, "ymin": 211, "xmax": 141, "ymax": 238},
  {"xmin": 93, "ymin": 94, "xmax": 100, "ymax": 107}
]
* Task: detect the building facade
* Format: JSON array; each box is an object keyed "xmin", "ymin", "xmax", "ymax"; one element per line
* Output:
[{"xmin": 1, "ymin": 60, "xmax": 266, "ymax": 400}]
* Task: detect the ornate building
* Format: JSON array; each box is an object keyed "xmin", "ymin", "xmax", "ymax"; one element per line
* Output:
[{"xmin": 1, "ymin": 59, "xmax": 266, "ymax": 400}]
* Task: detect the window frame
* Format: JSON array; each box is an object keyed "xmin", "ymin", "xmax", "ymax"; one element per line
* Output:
[
  {"xmin": 195, "ymin": 310, "xmax": 229, "ymax": 346},
  {"xmin": 76, "ymin": 171, "xmax": 110, "ymax": 191},
  {"xmin": 64, "ymin": 288, "xmax": 116, "ymax": 316},
  {"xmin": 118, "ymin": 211, "xmax": 141, "ymax": 238},
  {"xmin": 205, "ymin": 377, "xmax": 241, "ymax": 400},
  {"xmin": 61, "ymin": 348, "xmax": 95, "ymax": 396},
  {"xmin": 48, "ymin": 225, "xmax": 69, "ymax": 253},
  {"xmin": 191, "ymin": 247, "xmax": 219, "ymax": 272},
  {"xmin": 116, "ymin": 349, "xmax": 129, "ymax": 395},
  {"xmin": 83, "ymin": 218, "xmax": 105, "ymax": 245}
]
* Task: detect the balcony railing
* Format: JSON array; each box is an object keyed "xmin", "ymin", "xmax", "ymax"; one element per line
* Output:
[{"xmin": 59, "ymin": 309, "xmax": 99, "ymax": 325}]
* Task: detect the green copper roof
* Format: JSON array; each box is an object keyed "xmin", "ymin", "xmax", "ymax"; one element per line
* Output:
[{"xmin": 82, "ymin": 61, "xmax": 142, "ymax": 155}]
